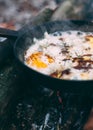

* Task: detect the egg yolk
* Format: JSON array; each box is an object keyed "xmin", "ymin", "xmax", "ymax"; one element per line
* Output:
[
  {"xmin": 26, "ymin": 52, "xmax": 54, "ymax": 68},
  {"xmin": 85, "ymin": 35, "xmax": 93, "ymax": 48}
]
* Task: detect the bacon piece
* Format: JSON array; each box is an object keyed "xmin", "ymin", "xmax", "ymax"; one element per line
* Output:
[
  {"xmin": 50, "ymin": 69, "xmax": 70, "ymax": 78},
  {"xmin": 73, "ymin": 56, "xmax": 93, "ymax": 70},
  {"xmin": 50, "ymin": 71, "xmax": 62, "ymax": 78}
]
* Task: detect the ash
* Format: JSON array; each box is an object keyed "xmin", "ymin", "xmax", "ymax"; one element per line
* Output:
[{"xmin": 7, "ymin": 86, "xmax": 93, "ymax": 130}]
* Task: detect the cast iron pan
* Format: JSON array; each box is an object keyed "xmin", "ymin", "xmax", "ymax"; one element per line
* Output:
[{"xmin": 0, "ymin": 20, "xmax": 93, "ymax": 92}]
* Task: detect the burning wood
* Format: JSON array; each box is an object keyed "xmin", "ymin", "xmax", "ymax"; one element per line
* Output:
[
  {"xmin": 0, "ymin": 22, "xmax": 16, "ymax": 30},
  {"xmin": 83, "ymin": 108, "xmax": 93, "ymax": 130}
]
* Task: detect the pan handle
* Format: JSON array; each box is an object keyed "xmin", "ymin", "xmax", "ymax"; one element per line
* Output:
[
  {"xmin": 0, "ymin": 28, "xmax": 18, "ymax": 38},
  {"xmin": 0, "ymin": 28, "xmax": 18, "ymax": 67}
]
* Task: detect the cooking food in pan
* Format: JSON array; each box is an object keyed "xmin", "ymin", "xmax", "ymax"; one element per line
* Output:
[
  {"xmin": 1, "ymin": 20, "xmax": 93, "ymax": 91},
  {"xmin": 25, "ymin": 31, "xmax": 93, "ymax": 80}
]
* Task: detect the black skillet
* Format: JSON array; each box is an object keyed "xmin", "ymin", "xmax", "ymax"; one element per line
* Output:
[{"xmin": 0, "ymin": 20, "xmax": 93, "ymax": 92}]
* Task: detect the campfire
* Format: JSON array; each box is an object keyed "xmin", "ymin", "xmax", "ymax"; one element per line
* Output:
[
  {"xmin": 5, "ymin": 86, "xmax": 93, "ymax": 130},
  {"xmin": 1, "ymin": 1, "xmax": 93, "ymax": 130}
]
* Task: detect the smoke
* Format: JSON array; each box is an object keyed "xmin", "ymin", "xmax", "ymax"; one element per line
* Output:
[{"xmin": 0, "ymin": 0, "xmax": 57, "ymax": 29}]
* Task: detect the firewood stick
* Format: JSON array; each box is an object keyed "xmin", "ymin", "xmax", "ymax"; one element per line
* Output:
[{"xmin": 83, "ymin": 108, "xmax": 93, "ymax": 130}]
